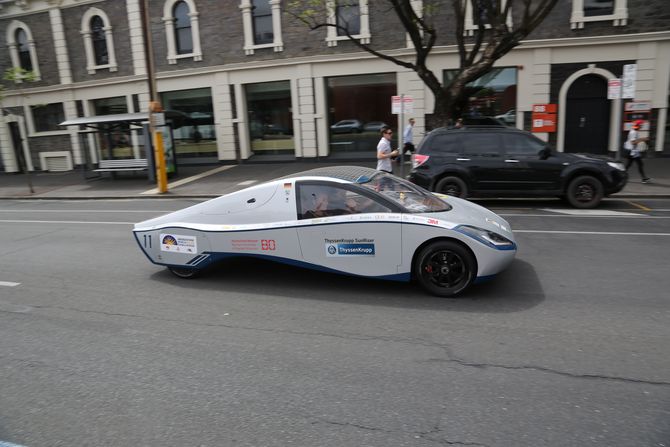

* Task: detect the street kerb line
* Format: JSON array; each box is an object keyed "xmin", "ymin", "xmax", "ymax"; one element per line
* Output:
[
  {"xmin": 141, "ymin": 165, "xmax": 235, "ymax": 195},
  {"xmin": 0, "ymin": 281, "xmax": 21, "ymax": 287},
  {"xmin": 0, "ymin": 219, "xmax": 133, "ymax": 225}
]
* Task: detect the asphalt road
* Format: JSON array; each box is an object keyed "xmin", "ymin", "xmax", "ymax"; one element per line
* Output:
[{"xmin": 0, "ymin": 198, "xmax": 669, "ymax": 447}]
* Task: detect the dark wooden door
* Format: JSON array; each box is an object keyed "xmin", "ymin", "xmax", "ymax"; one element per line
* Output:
[{"xmin": 565, "ymin": 75, "xmax": 610, "ymax": 154}]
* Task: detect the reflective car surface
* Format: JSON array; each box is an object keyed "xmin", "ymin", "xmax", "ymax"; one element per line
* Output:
[
  {"xmin": 134, "ymin": 166, "xmax": 516, "ymax": 297},
  {"xmin": 330, "ymin": 119, "xmax": 364, "ymax": 133}
]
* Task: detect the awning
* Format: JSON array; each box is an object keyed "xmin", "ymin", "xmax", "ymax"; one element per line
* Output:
[{"xmin": 59, "ymin": 111, "xmax": 191, "ymax": 129}]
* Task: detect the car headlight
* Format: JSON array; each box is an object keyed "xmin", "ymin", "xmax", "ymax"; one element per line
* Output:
[
  {"xmin": 608, "ymin": 162, "xmax": 626, "ymax": 171},
  {"xmin": 455, "ymin": 225, "xmax": 516, "ymax": 250}
]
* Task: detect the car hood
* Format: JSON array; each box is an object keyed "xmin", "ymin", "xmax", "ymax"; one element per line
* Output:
[{"xmin": 420, "ymin": 195, "xmax": 514, "ymax": 239}]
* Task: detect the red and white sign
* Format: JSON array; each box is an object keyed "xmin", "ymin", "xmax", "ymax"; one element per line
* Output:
[
  {"xmin": 624, "ymin": 101, "xmax": 652, "ymax": 112},
  {"xmin": 607, "ymin": 79, "xmax": 622, "ymax": 99},
  {"xmin": 392, "ymin": 95, "xmax": 413, "ymax": 114},
  {"xmin": 531, "ymin": 104, "xmax": 557, "ymax": 133}
]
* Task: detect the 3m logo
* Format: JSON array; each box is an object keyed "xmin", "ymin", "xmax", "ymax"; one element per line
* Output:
[{"xmin": 427, "ymin": 219, "xmax": 439, "ymax": 225}]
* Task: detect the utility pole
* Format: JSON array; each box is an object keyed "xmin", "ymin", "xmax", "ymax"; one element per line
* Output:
[{"xmin": 141, "ymin": 0, "xmax": 168, "ymax": 193}]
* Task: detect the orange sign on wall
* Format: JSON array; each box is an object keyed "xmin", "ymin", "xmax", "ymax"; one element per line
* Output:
[{"xmin": 532, "ymin": 104, "xmax": 557, "ymax": 133}]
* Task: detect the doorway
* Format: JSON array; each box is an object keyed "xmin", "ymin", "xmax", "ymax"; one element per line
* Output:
[
  {"xmin": 8, "ymin": 121, "xmax": 28, "ymax": 173},
  {"xmin": 564, "ymin": 74, "xmax": 610, "ymax": 154}
]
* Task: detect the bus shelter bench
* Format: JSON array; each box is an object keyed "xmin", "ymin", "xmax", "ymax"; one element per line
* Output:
[{"xmin": 94, "ymin": 159, "xmax": 148, "ymax": 172}]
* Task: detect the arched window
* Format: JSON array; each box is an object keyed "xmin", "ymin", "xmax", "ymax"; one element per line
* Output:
[
  {"xmin": 15, "ymin": 28, "xmax": 32, "ymax": 71},
  {"xmin": 163, "ymin": 0, "xmax": 202, "ymax": 63},
  {"xmin": 173, "ymin": 1, "xmax": 193, "ymax": 54},
  {"xmin": 336, "ymin": 3, "xmax": 360, "ymax": 36},
  {"xmin": 6, "ymin": 20, "xmax": 41, "ymax": 82},
  {"xmin": 81, "ymin": 8, "xmax": 117, "ymax": 74},
  {"xmin": 90, "ymin": 16, "xmax": 108, "ymax": 65}
]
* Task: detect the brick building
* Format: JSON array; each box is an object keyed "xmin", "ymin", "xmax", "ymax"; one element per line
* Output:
[{"xmin": 0, "ymin": 0, "xmax": 669, "ymax": 173}]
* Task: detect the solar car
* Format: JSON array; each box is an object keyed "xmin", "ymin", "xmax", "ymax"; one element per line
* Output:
[{"xmin": 133, "ymin": 167, "xmax": 516, "ymax": 297}]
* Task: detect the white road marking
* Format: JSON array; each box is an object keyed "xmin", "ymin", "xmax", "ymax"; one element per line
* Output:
[
  {"xmin": 0, "ymin": 442, "xmax": 27, "ymax": 447},
  {"xmin": 0, "ymin": 220, "xmax": 133, "ymax": 225},
  {"xmin": 499, "ymin": 213, "xmax": 670, "ymax": 219},
  {"xmin": 0, "ymin": 209, "xmax": 174, "ymax": 213},
  {"xmin": 515, "ymin": 230, "xmax": 670, "ymax": 236},
  {"xmin": 140, "ymin": 165, "xmax": 235, "ymax": 195},
  {"xmin": 0, "ymin": 281, "xmax": 20, "ymax": 287},
  {"xmin": 237, "ymin": 180, "xmax": 257, "ymax": 186},
  {"xmin": 539, "ymin": 209, "xmax": 642, "ymax": 216}
]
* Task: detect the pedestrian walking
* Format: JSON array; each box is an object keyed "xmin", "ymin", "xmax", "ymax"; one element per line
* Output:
[
  {"xmin": 623, "ymin": 119, "xmax": 651, "ymax": 183},
  {"xmin": 402, "ymin": 118, "xmax": 416, "ymax": 154},
  {"xmin": 376, "ymin": 126, "xmax": 399, "ymax": 174}
]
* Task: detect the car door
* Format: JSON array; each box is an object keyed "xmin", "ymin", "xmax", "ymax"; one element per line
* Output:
[
  {"xmin": 295, "ymin": 181, "xmax": 402, "ymax": 278},
  {"xmin": 461, "ymin": 132, "xmax": 509, "ymax": 192},
  {"xmin": 501, "ymin": 133, "xmax": 564, "ymax": 191}
]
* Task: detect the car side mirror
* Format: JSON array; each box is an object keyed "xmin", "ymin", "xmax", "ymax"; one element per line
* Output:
[{"xmin": 539, "ymin": 146, "xmax": 551, "ymax": 160}]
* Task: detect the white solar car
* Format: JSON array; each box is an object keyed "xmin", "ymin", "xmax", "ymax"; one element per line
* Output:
[{"xmin": 133, "ymin": 166, "xmax": 517, "ymax": 297}]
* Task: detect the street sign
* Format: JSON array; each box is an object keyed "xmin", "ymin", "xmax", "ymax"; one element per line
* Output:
[
  {"xmin": 622, "ymin": 64, "xmax": 636, "ymax": 99},
  {"xmin": 607, "ymin": 78, "xmax": 622, "ymax": 99},
  {"xmin": 392, "ymin": 95, "xmax": 413, "ymax": 114},
  {"xmin": 531, "ymin": 104, "xmax": 557, "ymax": 132}
]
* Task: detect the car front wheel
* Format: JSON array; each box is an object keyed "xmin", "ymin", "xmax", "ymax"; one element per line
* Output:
[
  {"xmin": 566, "ymin": 175, "xmax": 603, "ymax": 208},
  {"xmin": 435, "ymin": 176, "xmax": 468, "ymax": 198},
  {"xmin": 168, "ymin": 266, "xmax": 199, "ymax": 279},
  {"xmin": 414, "ymin": 241, "xmax": 476, "ymax": 297}
]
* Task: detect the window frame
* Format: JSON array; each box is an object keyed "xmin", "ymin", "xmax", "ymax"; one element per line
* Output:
[
  {"xmin": 325, "ymin": 0, "xmax": 371, "ymax": 47},
  {"xmin": 80, "ymin": 8, "xmax": 118, "ymax": 74},
  {"xmin": 463, "ymin": 0, "xmax": 512, "ymax": 37},
  {"xmin": 25, "ymin": 102, "xmax": 68, "ymax": 137},
  {"xmin": 239, "ymin": 0, "xmax": 284, "ymax": 55},
  {"xmin": 5, "ymin": 20, "xmax": 41, "ymax": 82},
  {"xmin": 163, "ymin": 0, "xmax": 203, "ymax": 64},
  {"xmin": 570, "ymin": 0, "xmax": 628, "ymax": 29}
]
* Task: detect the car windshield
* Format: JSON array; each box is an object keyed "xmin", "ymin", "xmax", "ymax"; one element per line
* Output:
[{"xmin": 360, "ymin": 173, "xmax": 451, "ymax": 213}]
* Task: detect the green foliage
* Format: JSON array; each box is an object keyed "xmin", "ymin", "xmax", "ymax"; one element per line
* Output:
[{"xmin": 3, "ymin": 67, "xmax": 37, "ymax": 83}]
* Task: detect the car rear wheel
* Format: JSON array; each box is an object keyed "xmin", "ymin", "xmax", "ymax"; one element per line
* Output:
[
  {"xmin": 168, "ymin": 266, "xmax": 199, "ymax": 279},
  {"xmin": 566, "ymin": 175, "xmax": 603, "ymax": 208},
  {"xmin": 435, "ymin": 176, "xmax": 468, "ymax": 198},
  {"xmin": 414, "ymin": 241, "xmax": 476, "ymax": 297}
]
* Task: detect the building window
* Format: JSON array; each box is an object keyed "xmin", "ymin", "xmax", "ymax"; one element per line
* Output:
[
  {"xmin": 326, "ymin": 0, "xmax": 370, "ymax": 47},
  {"xmin": 443, "ymin": 67, "xmax": 517, "ymax": 126},
  {"xmin": 570, "ymin": 0, "xmax": 627, "ymax": 28},
  {"xmin": 174, "ymin": 1, "xmax": 193, "ymax": 54},
  {"xmin": 92, "ymin": 96, "xmax": 129, "ymax": 115},
  {"xmin": 5, "ymin": 20, "xmax": 41, "ymax": 82},
  {"xmin": 336, "ymin": 3, "xmax": 360, "ymax": 36},
  {"xmin": 31, "ymin": 103, "xmax": 65, "ymax": 133},
  {"xmin": 326, "ymin": 73, "xmax": 396, "ymax": 154},
  {"xmin": 81, "ymin": 8, "xmax": 118, "ymax": 74},
  {"xmin": 463, "ymin": 0, "xmax": 512, "ymax": 36},
  {"xmin": 240, "ymin": 0, "xmax": 283, "ymax": 55},
  {"xmin": 91, "ymin": 17, "xmax": 108, "ymax": 65},
  {"xmin": 163, "ymin": 0, "xmax": 202, "ymax": 63},
  {"xmin": 245, "ymin": 81, "xmax": 294, "ymax": 156},
  {"xmin": 161, "ymin": 88, "xmax": 217, "ymax": 159}
]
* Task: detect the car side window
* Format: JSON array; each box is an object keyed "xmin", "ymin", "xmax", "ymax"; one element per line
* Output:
[
  {"xmin": 425, "ymin": 134, "xmax": 461, "ymax": 154},
  {"xmin": 503, "ymin": 134, "xmax": 546, "ymax": 156},
  {"xmin": 463, "ymin": 133, "xmax": 501, "ymax": 157},
  {"xmin": 297, "ymin": 184, "xmax": 392, "ymax": 220}
]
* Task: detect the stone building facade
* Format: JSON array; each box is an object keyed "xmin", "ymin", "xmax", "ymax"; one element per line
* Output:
[{"xmin": 0, "ymin": 0, "xmax": 669, "ymax": 173}]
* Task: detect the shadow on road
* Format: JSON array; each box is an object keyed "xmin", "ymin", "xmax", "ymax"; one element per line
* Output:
[{"xmin": 150, "ymin": 257, "xmax": 544, "ymax": 313}]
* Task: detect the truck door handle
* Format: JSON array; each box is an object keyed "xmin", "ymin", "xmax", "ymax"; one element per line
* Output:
[
  {"xmin": 504, "ymin": 159, "xmax": 520, "ymax": 163},
  {"xmin": 456, "ymin": 158, "xmax": 471, "ymax": 161}
]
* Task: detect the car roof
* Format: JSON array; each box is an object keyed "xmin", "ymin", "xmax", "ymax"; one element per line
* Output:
[
  {"xmin": 281, "ymin": 165, "xmax": 380, "ymax": 184},
  {"xmin": 427, "ymin": 125, "xmax": 525, "ymax": 135}
]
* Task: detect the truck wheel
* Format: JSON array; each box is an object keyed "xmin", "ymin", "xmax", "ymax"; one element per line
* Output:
[
  {"xmin": 435, "ymin": 176, "xmax": 468, "ymax": 198},
  {"xmin": 566, "ymin": 175, "xmax": 603, "ymax": 208}
]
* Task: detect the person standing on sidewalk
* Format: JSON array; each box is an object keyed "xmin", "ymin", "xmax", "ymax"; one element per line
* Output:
[
  {"xmin": 376, "ymin": 126, "xmax": 399, "ymax": 174},
  {"xmin": 624, "ymin": 119, "xmax": 651, "ymax": 183}
]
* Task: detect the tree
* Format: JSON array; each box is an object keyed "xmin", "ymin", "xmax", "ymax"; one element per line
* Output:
[{"xmin": 285, "ymin": 0, "xmax": 558, "ymax": 126}]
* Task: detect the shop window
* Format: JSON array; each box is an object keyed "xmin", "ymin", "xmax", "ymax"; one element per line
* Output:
[
  {"xmin": 81, "ymin": 8, "xmax": 118, "ymax": 74},
  {"xmin": 161, "ymin": 88, "xmax": 217, "ymax": 158},
  {"xmin": 245, "ymin": 81, "xmax": 294, "ymax": 156},
  {"xmin": 326, "ymin": 73, "xmax": 396, "ymax": 154},
  {"xmin": 570, "ymin": 0, "xmax": 627, "ymax": 29},
  {"xmin": 444, "ymin": 67, "xmax": 517, "ymax": 126},
  {"xmin": 240, "ymin": 0, "xmax": 283, "ymax": 55},
  {"xmin": 93, "ymin": 96, "xmax": 129, "ymax": 115},
  {"xmin": 326, "ymin": 0, "xmax": 370, "ymax": 47},
  {"xmin": 31, "ymin": 103, "xmax": 65, "ymax": 133},
  {"xmin": 5, "ymin": 20, "xmax": 41, "ymax": 82},
  {"xmin": 463, "ymin": 0, "xmax": 512, "ymax": 36},
  {"xmin": 163, "ymin": 0, "xmax": 202, "ymax": 63}
]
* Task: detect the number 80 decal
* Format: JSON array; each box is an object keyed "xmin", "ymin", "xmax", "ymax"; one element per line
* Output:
[{"xmin": 261, "ymin": 239, "xmax": 276, "ymax": 251}]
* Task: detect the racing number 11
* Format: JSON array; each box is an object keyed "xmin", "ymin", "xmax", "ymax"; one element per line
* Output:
[
  {"xmin": 261, "ymin": 239, "xmax": 276, "ymax": 251},
  {"xmin": 143, "ymin": 234, "xmax": 152, "ymax": 248}
]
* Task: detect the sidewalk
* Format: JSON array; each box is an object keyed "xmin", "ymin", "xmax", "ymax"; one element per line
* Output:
[{"xmin": 0, "ymin": 157, "xmax": 668, "ymax": 200}]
